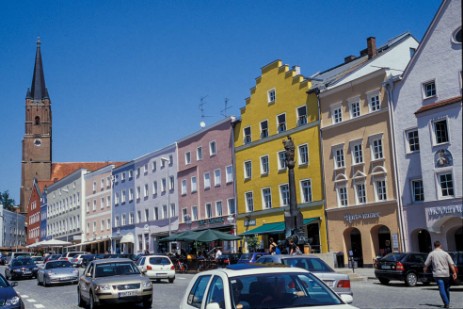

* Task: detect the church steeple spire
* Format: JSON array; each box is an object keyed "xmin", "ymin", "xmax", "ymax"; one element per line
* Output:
[{"xmin": 26, "ymin": 37, "xmax": 49, "ymax": 100}]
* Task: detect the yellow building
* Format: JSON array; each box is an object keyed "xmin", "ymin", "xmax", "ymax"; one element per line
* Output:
[{"xmin": 234, "ymin": 60, "xmax": 328, "ymax": 253}]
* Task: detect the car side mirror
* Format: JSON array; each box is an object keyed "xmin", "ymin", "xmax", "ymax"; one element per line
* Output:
[
  {"xmin": 10, "ymin": 282, "xmax": 18, "ymax": 287},
  {"xmin": 340, "ymin": 294, "xmax": 353, "ymax": 304}
]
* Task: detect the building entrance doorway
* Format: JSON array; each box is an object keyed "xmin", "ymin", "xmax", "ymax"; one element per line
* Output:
[
  {"xmin": 377, "ymin": 226, "xmax": 392, "ymax": 257},
  {"xmin": 454, "ymin": 227, "xmax": 463, "ymax": 251},
  {"xmin": 418, "ymin": 229, "xmax": 432, "ymax": 253},
  {"xmin": 349, "ymin": 228, "xmax": 363, "ymax": 267}
]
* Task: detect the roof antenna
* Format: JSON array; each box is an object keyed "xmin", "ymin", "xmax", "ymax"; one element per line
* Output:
[
  {"xmin": 199, "ymin": 95, "xmax": 211, "ymax": 128},
  {"xmin": 221, "ymin": 98, "xmax": 232, "ymax": 118}
]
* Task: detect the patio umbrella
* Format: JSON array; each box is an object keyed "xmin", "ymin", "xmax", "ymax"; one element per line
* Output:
[
  {"xmin": 182, "ymin": 229, "xmax": 240, "ymax": 242},
  {"xmin": 158, "ymin": 231, "xmax": 197, "ymax": 242},
  {"xmin": 39, "ymin": 239, "xmax": 72, "ymax": 247}
]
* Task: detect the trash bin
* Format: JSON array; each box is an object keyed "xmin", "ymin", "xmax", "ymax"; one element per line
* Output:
[{"xmin": 336, "ymin": 252, "xmax": 345, "ymax": 268}]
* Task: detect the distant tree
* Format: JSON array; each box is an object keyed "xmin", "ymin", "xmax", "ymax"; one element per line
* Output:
[{"xmin": 0, "ymin": 191, "xmax": 17, "ymax": 212}]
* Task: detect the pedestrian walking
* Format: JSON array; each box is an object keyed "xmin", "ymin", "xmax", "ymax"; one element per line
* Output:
[{"xmin": 423, "ymin": 241, "xmax": 457, "ymax": 309}]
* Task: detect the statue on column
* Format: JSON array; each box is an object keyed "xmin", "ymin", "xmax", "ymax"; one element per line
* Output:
[{"xmin": 283, "ymin": 136, "xmax": 295, "ymax": 168}]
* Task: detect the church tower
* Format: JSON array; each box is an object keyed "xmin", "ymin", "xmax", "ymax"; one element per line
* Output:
[{"xmin": 20, "ymin": 38, "xmax": 52, "ymax": 213}]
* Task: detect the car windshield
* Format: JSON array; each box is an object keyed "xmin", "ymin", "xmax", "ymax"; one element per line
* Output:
[
  {"xmin": 0, "ymin": 276, "xmax": 9, "ymax": 288},
  {"xmin": 46, "ymin": 261, "xmax": 72, "ymax": 269},
  {"xmin": 149, "ymin": 257, "xmax": 171, "ymax": 265},
  {"xmin": 95, "ymin": 262, "xmax": 140, "ymax": 277},
  {"xmin": 228, "ymin": 272, "xmax": 342, "ymax": 309},
  {"xmin": 239, "ymin": 254, "xmax": 252, "ymax": 260},
  {"xmin": 12, "ymin": 259, "xmax": 35, "ymax": 266},
  {"xmin": 381, "ymin": 253, "xmax": 405, "ymax": 262},
  {"xmin": 282, "ymin": 258, "xmax": 334, "ymax": 273}
]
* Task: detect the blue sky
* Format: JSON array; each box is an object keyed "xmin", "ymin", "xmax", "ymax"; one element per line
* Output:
[{"xmin": 0, "ymin": 0, "xmax": 442, "ymax": 203}]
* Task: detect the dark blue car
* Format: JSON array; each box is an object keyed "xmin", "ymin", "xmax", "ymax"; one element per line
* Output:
[
  {"xmin": 0, "ymin": 273, "xmax": 25, "ymax": 308},
  {"xmin": 5, "ymin": 258, "xmax": 38, "ymax": 280},
  {"xmin": 237, "ymin": 252, "xmax": 268, "ymax": 264}
]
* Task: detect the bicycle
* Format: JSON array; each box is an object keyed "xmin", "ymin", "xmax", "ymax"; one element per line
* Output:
[{"xmin": 175, "ymin": 259, "xmax": 188, "ymax": 273}]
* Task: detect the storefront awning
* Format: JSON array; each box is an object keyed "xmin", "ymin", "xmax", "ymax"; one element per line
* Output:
[
  {"xmin": 120, "ymin": 233, "xmax": 135, "ymax": 244},
  {"xmin": 240, "ymin": 218, "xmax": 319, "ymax": 236}
]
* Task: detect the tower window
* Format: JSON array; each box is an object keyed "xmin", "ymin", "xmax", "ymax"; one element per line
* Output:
[{"xmin": 35, "ymin": 116, "xmax": 40, "ymax": 125}]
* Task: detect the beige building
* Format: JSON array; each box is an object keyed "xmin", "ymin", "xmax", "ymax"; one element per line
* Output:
[{"xmin": 317, "ymin": 34, "xmax": 418, "ymax": 267}]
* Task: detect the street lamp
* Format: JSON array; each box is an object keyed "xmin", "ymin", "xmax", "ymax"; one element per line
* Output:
[{"xmin": 160, "ymin": 157, "xmax": 172, "ymax": 243}]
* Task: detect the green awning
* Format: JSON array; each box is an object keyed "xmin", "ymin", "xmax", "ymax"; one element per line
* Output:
[{"xmin": 241, "ymin": 218, "xmax": 319, "ymax": 236}]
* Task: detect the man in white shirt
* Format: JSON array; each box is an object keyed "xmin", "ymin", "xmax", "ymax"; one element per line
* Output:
[{"xmin": 215, "ymin": 248, "xmax": 222, "ymax": 260}]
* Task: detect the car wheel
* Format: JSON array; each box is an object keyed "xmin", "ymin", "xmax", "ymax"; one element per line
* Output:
[
  {"xmin": 77, "ymin": 288, "xmax": 85, "ymax": 307},
  {"xmin": 378, "ymin": 278, "xmax": 390, "ymax": 285},
  {"xmin": 168, "ymin": 277, "xmax": 174, "ymax": 283},
  {"xmin": 405, "ymin": 272, "xmax": 418, "ymax": 287}
]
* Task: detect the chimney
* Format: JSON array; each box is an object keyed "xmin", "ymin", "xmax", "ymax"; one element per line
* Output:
[
  {"xmin": 344, "ymin": 55, "xmax": 356, "ymax": 63},
  {"xmin": 367, "ymin": 37, "xmax": 377, "ymax": 59}
]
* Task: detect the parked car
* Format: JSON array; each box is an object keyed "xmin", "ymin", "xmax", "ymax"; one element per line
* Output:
[
  {"xmin": 237, "ymin": 252, "xmax": 268, "ymax": 264},
  {"xmin": 136, "ymin": 255, "xmax": 175, "ymax": 283},
  {"xmin": 0, "ymin": 273, "xmax": 25, "ymax": 309},
  {"xmin": 180, "ymin": 264, "xmax": 356, "ymax": 309},
  {"xmin": 5, "ymin": 258, "xmax": 39, "ymax": 280},
  {"xmin": 216, "ymin": 253, "xmax": 240, "ymax": 267},
  {"xmin": 76, "ymin": 254, "xmax": 96, "ymax": 268},
  {"xmin": 37, "ymin": 260, "xmax": 79, "ymax": 287},
  {"xmin": 374, "ymin": 252, "xmax": 432, "ymax": 286},
  {"xmin": 2, "ymin": 252, "xmax": 33, "ymax": 266},
  {"xmin": 44, "ymin": 254, "xmax": 62, "ymax": 263},
  {"xmin": 77, "ymin": 258, "xmax": 152, "ymax": 308},
  {"xmin": 448, "ymin": 251, "xmax": 463, "ymax": 285},
  {"xmin": 256, "ymin": 254, "xmax": 353, "ymax": 297},
  {"xmin": 31, "ymin": 256, "xmax": 44, "ymax": 266}
]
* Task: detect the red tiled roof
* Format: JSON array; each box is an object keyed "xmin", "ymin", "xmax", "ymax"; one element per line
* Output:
[
  {"xmin": 415, "ymin": 96, "xmax": 462, "ymax": 114},
  {"xmin": 50, "ymin": 161, "xmax": 127, "ymax": 182}
]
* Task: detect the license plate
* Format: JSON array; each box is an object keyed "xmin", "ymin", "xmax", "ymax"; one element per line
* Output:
[
  {"xmin": 119, "ymin": 291, "xmax": 137, "ymax": 297},
  {"xmin": 156, "ymin": 273, "xmax": 167, "ymax": 276},
  {"xmin": 381, "ymin": 265, "xmax": 391, "ymax": 270},
  {"xmin": 23, "ymin": 271, "xmax": 31, "ymax": 274}
]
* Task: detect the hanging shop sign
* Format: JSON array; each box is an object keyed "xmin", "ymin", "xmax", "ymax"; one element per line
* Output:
[
  {"xmin": 198, "ymin": 217, "xmax": 225, "ymax": 226},
  {"xmin": 427, "ymin": 205, "xmax": 462, "ymax": 217}
]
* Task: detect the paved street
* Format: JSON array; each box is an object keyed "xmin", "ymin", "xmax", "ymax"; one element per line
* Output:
[{"xmin": 4, "ymin": 266, "xmax": 463, "ymax": 309}]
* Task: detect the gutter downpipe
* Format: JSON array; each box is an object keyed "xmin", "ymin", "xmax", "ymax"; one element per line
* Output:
[{"xmin": 384, "ymin": 74, "xmax": 407, "ymax": 253}]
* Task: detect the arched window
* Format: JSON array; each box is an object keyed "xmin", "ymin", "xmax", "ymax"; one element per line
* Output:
[{"xmin": 35, "ymin": 116, "xmax": 40, "ymax": 125}]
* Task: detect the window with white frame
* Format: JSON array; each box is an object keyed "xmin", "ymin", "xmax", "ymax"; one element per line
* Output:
[
  {"xmin": 161, "ymin": 178, "xmax": 167, "ymax": 192},
  {"xmin": 268, "ymin": 88, "xmax": 276, "ymax": 103},
  {"xmin": 437, "ymin": 172, "xmax": 454, "ymax": 197},
  {"xmin": 355, "ymin": 182, "xmax": 366, "ymax": 204},
  {"xmin": 107, "ymin": 219, "xmax": 110, "ymax": 230},
  {"xmin": 107, "ymin": 196, "xmax": 111, "ymax": 208},
  {"xmin": 297, "ymin": 105, "xmax": 307, "ymax": 125},
  {"xmin": 185, "ymin": 152, "xmax": 191, "ymax": 164},
  {"xmin": 370, "ymin": 136, "xmax": 384, "ymax": 160},
  {"xmin": 244, "ymin": 127, "xmax": 251, "ymax": 144},
  {"xmin": 152, "ymin": 161, "xmax": 157, "ymax": 172},
  {"xmin": 300, "ymin": 179, "xmax": 312, "ymax": 203},
  {"xmin": 92, "ymin": 200, "xmax": 96, "ymax": 211},
  {"xmin": 137, "ymin": 211, "xmax": 142, "ymax": 223},
  {"xmin": 405, "ymin": 129, "xmax": 420, "ymax": 152},
  {"xmin": 260, "ymin": 120, "xmax": 268, "ymax": 138},
  {"xmin": 226, "ymin": 165, "xmax": 233, "ymax": 183},
  {"xmin": 244, "ymin": 161, "xmax": 252, "ymax": 179},
  {"xmin": 432, "ymin": 119, "xmax": 449, "ymax": 145},
  {"xmin": 332, "ymin": 105, "xmax": 342, "ymax": 124},
  {"xmin": 160, "ymin": 158, "xmax": 166, "ymax": 168},
  {"xmin": 129, "ymin": 188, "xmax": 134, "ymax": 201},
  {"xmin": 101, "ymin": 220, "xmax": 104, "ymax": 231},
  {"xmin": 121, "ymin": 172, "xmax": 126, "ymax": 181},
  {"xmin": 209, "ymin": 141, "xmax": 217, "ymax": 156},
  {"xmin": 205, "ymin": 203, "xmax": 212, "ymax": 218},
  {"xmin": 154, "ymin": 207, "xmax": 159, "ymax": 220},
  {"xmin": 101, "ymin": 197, "xmax": 105, "ymax": 209},
  {"xmin": 136, "ymin": 168, "xmax": 140, "ymax": 178},
  {"xmin": 170, "ymin": 203, "xmax": 176, "ymax": 218},
  {"xmin": 144, "ymin": 163, "xmax": 148, "ymax": 174},
  {"xmin": 349, "ymin": 97, "xmax": 361, "ymax": 118},
  {"xmin": 423, "ymin": 80, "xmax": 436, "ymax": 98},
  {"xmin": 92, "ymin": 181, "xmax": 96, "ymax": 192},
  {"xmin": 214, "ymin": 169, "xmax": 221, "ymax": 186},
  {"xmin": 352, "ymin": 142, "xmax": 363, "ymax": 165},
  {"xmin": 129, "ymin": 212, "xmax": 134, "ymax": 224},
  {"xmin": 368, "ymin": 90, "xmax": 380, "ymax": 112},
  {"xmin": 191, "ymin": 176, "xmax": 197, "ymax": 193},
  {"xmin": 262, "ymin": 188, "xmax": 272, "ymax": 209},
  {"xmin": 182, "ymin": 208, "xmax": 188, "ymax": 223},
  {"xmin": 277, "ymin": 114, "xmax": 286, "ymax": 133},
  {"xmin": 279, "ymin": 184, "xmax": 289, "ymax": 206},
  {"xmin": 93, "ymin": 222, "xmax": 96, "ymax": 232},
  {"xmin": 115, "ymin": 193, "xmax": 119, "ymax": 205},
  {"xmin": 197, "ymin": 147, "xmax": 203, "ymax": 160},
  {"xmin": 152, "ymin": 181, "xmax": 158, "ymax": 195},
  {"xmin": 100, "ymin": 179, "xmax": 105, "ymax": 190},
  {"xmin": 245, "ymin": 192, "xmax": 254, "ymax": 212},
  {"xmin": 411, "ymin": 179, "xmax": 424, "ymax": 202},
  {"xmin": 228, "ymin": 198, "xmax": 236, "ymax": 214},
  {"xmin": 333, "ymin": 146, "xmax": 345, "ymax": 169},
  {"xmin": 169, "ymin": 175, "xmax": 174, "ymax": 191},
  {"xmin": 128, "ymin": 170, "xmax": 133, "ymax": 179},
  {"xmin": 298, "ymin": 144, "xmax": 309, "ymax": 165},
  {"xmin": 204, "ymin": 172, "xmax": 211, "ymax": 189},
  {"xmin": 260, "ymin": 155, "xmax": 269, "ymax": 175},
  {"xmin": 145, "ymin": 209, "xmax": 149, "ymax": 222},
  {"xmin": 216, "ymin": 201, "xmax": 223, "ymax": 217},
  {"xmin": 121, "ymin": 214, "xmax": 126, "ymax": 225},
  {"xmin": 181, "ymin": 179, "xmax": 187, "ymax": 195},
  {"xmin": 375, "ymin": 179, "xmax": 387, "ymax": 201},
  {"xmin": 336, "ymin": 185, "xmax": 348, "ymax": 207},
  {"xmin": 136, "ymin": 186, "xmax": 141, "ymax": 200},
  {"xmin": 192, "ymin": 206, "xmax": 198, "ymax": 221},
  {"xmin": 278, "ymin": 151, "xmax": 287, "ymax": 170},
  {"xmin": 144, "ymin": 184, "xmax": 149, "ymax": 198},
  {"xmin": 162, "ymin": 205, "xmax": 168, "ymax": 219}
]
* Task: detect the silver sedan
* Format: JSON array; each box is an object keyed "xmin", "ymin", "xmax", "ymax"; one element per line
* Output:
[
  {"xmin": 256, "ymin": 254, "xmax": 353, "ymax": 297},
  {"xmin": 37, "ymin": 260, "xmax": 79, "ymax": 287}
]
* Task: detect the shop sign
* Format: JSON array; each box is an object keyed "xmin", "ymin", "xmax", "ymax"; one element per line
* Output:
[
  {"xmin": 244, "ymin": 219, "xmax": 256, "ymax": 227},
  {"xmin": 198, "ymin": 217, "xmax": 225, "ymax": 226},
  {"xmin": 344, "ymin": 212, "xmax": 380, "ymax": 224},
  {"xmin": 427, "ymin": 205, "xmax": 462, "ymax": 217}
]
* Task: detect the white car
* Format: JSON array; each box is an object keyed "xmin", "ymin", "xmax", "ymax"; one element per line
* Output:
[
  {"xmin": 180, "ymin": 265, "xmax": 357, "ymax": 309},
  {"xmin": 137, "ymin": 255, "xmax": 175, "ymax": 283}
]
